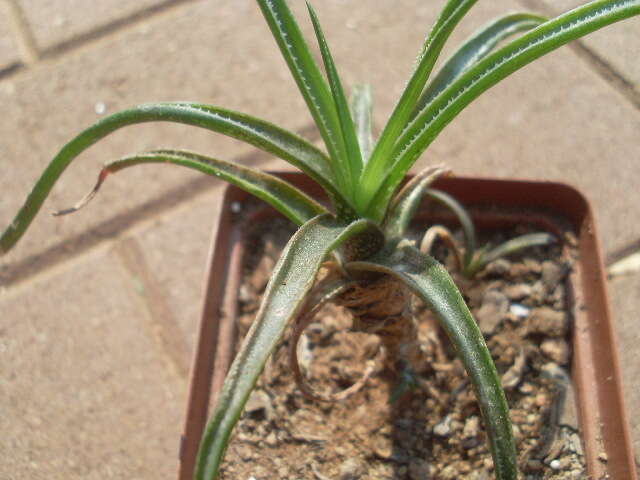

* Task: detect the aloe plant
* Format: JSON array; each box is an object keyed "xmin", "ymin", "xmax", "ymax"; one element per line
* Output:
[{"xmin": 2, "ymin": 1, "xmax": 638, "ymax": 478}]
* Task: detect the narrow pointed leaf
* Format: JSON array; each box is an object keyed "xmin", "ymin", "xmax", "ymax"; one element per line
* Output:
[
  {"xmin": 307, "ymin": 2, "xmax": 363, "ymax": 190},
  {"xmin": 470, "ymin": 232, "xmax": 556, "ymax": 276},
  {"xmin": 383, "ymin": 165, "xmax": 451, "ymax": 238},
  {"xmin": 257, "ymin": 0, "xmax": 351, "ymax": 196},
  {"xmin": 357, "ymin": 0, "xmax": 477, "ymax": 210},
  {"xmin": 0, "ymin": 102, "xmax": 351, "ymax": 254},
  {"xmin": 422, "ymin": 188, "xmax": 477, "ymax": 267},
  {"xmin": 347, "ymin": 244, "xmax": 517, "ymax": 480},
  {"xmin": 349, "ymin": 84, "xmax": 374, "ymax": 162},
  {"xmin": 63, "ymin": 150, "xmax": 326, "ymax": 226},
  {"xmin": 411, "ymin": 13, "xmax": 546, "ymax": 119},
  {"xmin": 366, "ymin": 0, "xmax": 640, "ymax": 219},
  {"xmin": 195, "ymin": 214, "xmax": 374, "ymax": 479}
]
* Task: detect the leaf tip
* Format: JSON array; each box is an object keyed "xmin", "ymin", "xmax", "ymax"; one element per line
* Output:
[{"xmin": 52, "ymin": 168, "xmax": 110, "ymax": 217}]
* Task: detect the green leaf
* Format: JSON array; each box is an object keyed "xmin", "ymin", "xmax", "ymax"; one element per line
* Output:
[
  {"xmin": 257, "ymin": 0, "xmax": 352, "ymax": 198},
  {"xmin": 383, "ymin": 165, "xmax": 450, "ymax": 238},
  {"xmin": 0, "ymin": 102, "xmax": 351, "ymax": 254},
  {"xmin": 57, "ymin": 150, "xmax": 326, "ymax": 226},
  {"xmin": 307, "ymin": 1, "xmax": 363, "ymax": 191},
  {"xmin": 194, "ymin": 214, "xmax": 374, "ymax": 480},
  {"xmin": 357, "ymin": 0, "xmax": 478, "ymax": 211},
  {"xmin": 347, "ymin": 244, "xmax": 517, "ymax": 480},
  {"xmin": 469, "ymin": 232, "xmax": 556, "ymax": 276},
  {"xmin": 411, "ymin": 13, "xmax": 546, "ymax": 119},
  {"xmin": 422, "ymin": 188, "xmax": 477, "ymax": 268},
  {"xmin": 366, "ymin": 0, "xmax": 640, "ymax": 220},
  {"xmin": 349, "ymin": 84, "xmax": 374, "ymax": 163}
]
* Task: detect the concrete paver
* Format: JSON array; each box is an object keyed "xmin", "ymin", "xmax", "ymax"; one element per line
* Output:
[
  {"xmin": 608, "ymin": 271, "xmax": 640, "ymax": 464},
  {"xmin": 0, "ymin": 0, "xmax": 278, "ymax": 277},
  {"xmin": 15, "ymin": 0, "xmax": 182, "ymax": 52},
  {"xmin": 131, "ymin": 189, "xmax": 225, "ymax": 356},
  {"xmin": 2, "ymin": 0, "xmax": 639, "ymax": 270},
  {"xmin": 0, "ymin": 2, "xmax": 22, "ymax": 72},
  {"xmin": 0, "ymin": 246, "xmax": 185, "ymax": 479}
]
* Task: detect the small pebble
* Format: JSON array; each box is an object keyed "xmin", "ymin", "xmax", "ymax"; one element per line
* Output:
[
  {"xmin": 94, "ymin": 101, "xmax": 106, "ymax": 115},
  {"xmin": 504, "ymin": 283, "xmax": 532, "ymax": 300},
  {"xmin": 476, "ymin": 290, "xmax": 509, "ymax": 335},
  {"xmin": 509, "ymin": 303, "xmax": 530, "ymax": 319},
  {"xmin": 541, "ymin": 260, "xmax": 565, "ymax": 291},
  {"xmin": 549, "ymin": 459, "xmax": 561, "ymax": 470},
  {"xmin": 527, "ymin": 307, "xmax": 569, "ymax": 336},
  {"xmin": 535, "ymin": 392, "xmax": 548, "ymax": 407},
  {"xmin": 408, "ymin": 459, "xmax": 430, "ymax": 480},
  {"xmin": 339, "ymin": 458, "xmax": 365, "ymax": 480},
  {"xmin": 265, "ymin": 431, "xmax": 278, "ymax": 447},
  {"xmin": 433, "ymin": 414, "xmax": 452, "ymax": 437},
  {"xmin": 541, "ymin": 338, "xmax": 570, "ymax": 364},
  {"xmin": 519, "ymin": 382, "xmax": 535, "ymax": 394},
  {"xmin": 485, "ymin": 258, "xmax": 511, "ymax": 275}
]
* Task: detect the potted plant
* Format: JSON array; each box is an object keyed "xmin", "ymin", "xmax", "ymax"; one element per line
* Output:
[
  {"xmin": 184, "ymin": 174, "xmax": 635, "ymax": 479},
  {"xmin": 2, "ymin": 0, "xmax": 638, "ymax": 478}
]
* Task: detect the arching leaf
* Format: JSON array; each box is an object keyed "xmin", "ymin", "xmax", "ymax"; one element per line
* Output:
[
  {"xmin": 411, "ymin": 13, "xmax": 546, "ymax": 119},
  {"xmin": 357, "ymin": 0, "xmax": 478, "ymax": 210},
  {"xmin": 257, "ymin": 0, "xmax": 352, "ymax": 198},
  {"xmin": 347, "ymin": 244, "xmax": 517, "ymax": 480},
  {"xmin": 307, "ymin": 1, "xmax": 363, "ymax": 191},
  {"xmin": 365, "ymin": 0, "xmax": 640, "ymax": 220},
  {"xmin": 1, "ymin": 102, "xmax": 350, "ymax": 254},
  {"xmin": 349, "ymin": 84, "xmax": 374, "ymax": 162},
  {"xmin": 383, "ymin": 165, "xmax": 451, "ymax": 238},
  {"xmin": 195, "ymin": 214, "xmax": 375, "ymax": 479},
  {"xmin": 56, "ymin": 150, "xmax": 327, "ymax": 226}
]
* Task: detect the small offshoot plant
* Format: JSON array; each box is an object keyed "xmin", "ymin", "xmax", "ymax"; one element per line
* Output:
[{"xmin": 2, "ymin": 1, "xmax": 638, "ymax": 479}]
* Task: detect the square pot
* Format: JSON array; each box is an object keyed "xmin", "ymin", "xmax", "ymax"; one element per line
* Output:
[{"xmin": 178, "ymin": 173, "xmax": 636, "ymax": 480}]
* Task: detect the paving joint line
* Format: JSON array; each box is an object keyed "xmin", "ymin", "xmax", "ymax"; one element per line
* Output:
[
  {"xmin": 113, "ymin": 236, "xmax": 191, "ymax": 379},
  {"xmin": 0, "ymin": 167, "xmax": 234, "ymax": 290},
  {"xmin": 4, "ymin": 0, "xmax": 39, "ymax": 64},
  {"xmin": 0, "ymin": 0, "xmax": 201, "ymax": 82},
  {"xmin": 37, "ymin": 0, "xmax": 200, "ymax": 62},
  {"xmin": 0, "ymin": 124, "xmax": 318, "ymax": 290},
  {"xmin": 519, "ymin": 0, "xmax": 640, "ymax": 110},
  {"xmin": 606, "ymin": 238, "xmax": 640, "ymax": 265},
  {"xmin": 0, "ymin": 62, "xmax": 23, "ymax": 79}
]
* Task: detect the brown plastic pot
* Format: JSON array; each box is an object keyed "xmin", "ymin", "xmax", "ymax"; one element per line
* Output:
[{"xmin": 178, "ymin": 173, "xmax": 636, "ymax": 480}]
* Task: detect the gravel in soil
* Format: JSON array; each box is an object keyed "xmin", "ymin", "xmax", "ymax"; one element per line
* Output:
[{"xmin": 218, "ymin": 217, "xmax": 585, "ymax": 480}]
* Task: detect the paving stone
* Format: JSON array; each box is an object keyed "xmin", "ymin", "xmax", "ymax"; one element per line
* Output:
[
  {"xmin": 0, "ymin": 0, "xmax": 290, "ymax": 277},
  {"xmin": 0, "ymin": 2, "xmax": 22, "ymax": 72},
  {"xmin": 608, "ymin": 271, "xmax": 640, "ymax": 463},
  {"xmin": 130, "ymin": 199, "xmax": 218, "ymax": 357},
  {"xmin": 2, "ymin": 0, "xmax": 638, "ymax": 273},
  {"xmin": 532, "ymin": 0, "xmax": 640, "ymax": 88},
  {"xmin": 15, "ymin": 0, "xmax": 179, "ymax": 52},
  {"xmin": 0, "ymin": 247, "xmax": 185, "ymax": 479},
  {"xmin": 1, "ymin": 2, "xmax": 638, "ymax": 259}
]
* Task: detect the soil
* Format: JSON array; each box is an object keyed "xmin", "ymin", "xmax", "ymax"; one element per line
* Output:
[{"xmin": 217, "ymin": 216, "xmax": 586, "ymax": 480}]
